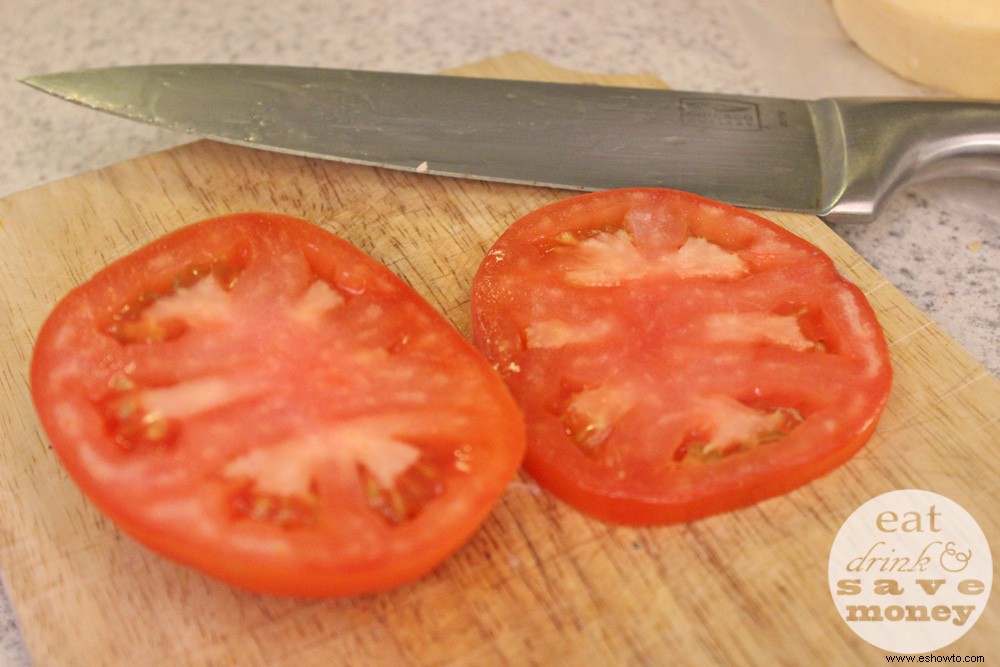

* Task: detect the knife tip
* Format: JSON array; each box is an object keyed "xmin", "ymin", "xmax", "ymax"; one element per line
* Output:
[
  {"xmin": 19, "ymin": 74, "xmax": 52, "ymax": 91},
  {"xmin": 19, "ymin": 72, "xmax": 85, "ymax": 100}
]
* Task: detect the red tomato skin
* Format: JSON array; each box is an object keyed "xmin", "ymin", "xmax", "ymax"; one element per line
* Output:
[
  {"xmin": 471, "ymin": 188, "xmax": 892, "ymax": 525},
  {"xmin": 30, "ymin": 212, "xmax": 526, "ymax": 597}
]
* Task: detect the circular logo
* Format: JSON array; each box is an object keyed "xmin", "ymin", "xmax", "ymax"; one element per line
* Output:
[{"xmin": 828, "ymin": 489, "xmax": 992, "ymax": 654}]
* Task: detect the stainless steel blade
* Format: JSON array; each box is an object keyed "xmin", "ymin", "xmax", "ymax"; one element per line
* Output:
[{"xmin": 21, "ymin": 65, "xmax": 1000, "ymax": 222}]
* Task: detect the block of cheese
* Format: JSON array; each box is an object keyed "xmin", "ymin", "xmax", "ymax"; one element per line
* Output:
[{"xmin": 831, "ymin": 0, "xmax": 1000, "ymax": 99}]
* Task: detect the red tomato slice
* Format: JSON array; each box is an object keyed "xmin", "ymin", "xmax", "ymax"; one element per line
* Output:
[
  {"xmin": 30, "ymin": 212, "xmax": 525, "ymax": 597},
  {"xmin": 471, "ymin": 189, "xmax": 892, "ymax": 525}
]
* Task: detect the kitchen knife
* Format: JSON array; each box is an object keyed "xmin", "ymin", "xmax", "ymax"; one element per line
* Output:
[{"xmin": 21, "ymin": 64, "xmax": 1000, "ymax": 222}]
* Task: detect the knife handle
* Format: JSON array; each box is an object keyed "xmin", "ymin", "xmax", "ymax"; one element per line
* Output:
[{"xmin": 816, "ymin": 99, "xmax": 1000, "ymax": 223}]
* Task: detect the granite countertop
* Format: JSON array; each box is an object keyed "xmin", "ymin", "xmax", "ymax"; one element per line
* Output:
[{"xmin": 1, "ymin": 0, "xmax": 997, "ymax": 663}]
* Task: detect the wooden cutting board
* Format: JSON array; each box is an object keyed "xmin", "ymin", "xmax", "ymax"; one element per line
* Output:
[{"xmin": 1, "ymin": 52, "xmax": 997, "ymax": 665}]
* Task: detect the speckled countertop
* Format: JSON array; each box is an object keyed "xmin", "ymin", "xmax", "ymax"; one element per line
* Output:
[{"xmin": 1, "ymin": 0, "xmax": 997, "ymax": 663}]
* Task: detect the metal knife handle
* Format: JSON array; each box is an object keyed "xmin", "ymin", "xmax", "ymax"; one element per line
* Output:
[{"xmin": 815, "ymin": 99, "xmax": 1000, "ymax": 224}]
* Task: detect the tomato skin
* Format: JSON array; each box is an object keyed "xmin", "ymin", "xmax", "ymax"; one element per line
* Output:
[
  {"xmin": 471, "ymin": 188, "xmax": 892, "ymax": 525},
  {"xmin": 30, "ymin": 212, "xmax": 526, "ymax": 597}
]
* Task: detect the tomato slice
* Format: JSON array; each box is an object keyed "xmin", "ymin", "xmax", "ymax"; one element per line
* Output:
[
  {"xmin": 471, "ymin": 189, "xmax": 892, "ymax": 525},
  {"xmin": 30, "ymin": 212, "xmax": 525, "ymax": 597}
]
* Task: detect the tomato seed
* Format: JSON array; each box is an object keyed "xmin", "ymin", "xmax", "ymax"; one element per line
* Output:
[
  {"xmin": 107, "ymin": 373, "xmax": 136, "ymax": 392},
  {"xmin": 96, "ymin": 380, "xmax": 181, "ymax": 450},
  {"xmin": 231, "ymin": 486, "xmax": 316, "ymax": 529},
  {"xmin": 679, "ymin": 405, "xmax": 804, "ymax": 463},
  {"xmin": 453, "ymin": 444, "xmax": 473, "ymax": 473},
  {"xmin": 359, "ymin": 459, "xmax": 444, "ymax": 525},
  {"xmin": 566, "ymin": 422, "xmax": 613, "ymax": 454},
  {"xmin": 106, "ymin": 258, "xmax": 243, "ymax": 344}
]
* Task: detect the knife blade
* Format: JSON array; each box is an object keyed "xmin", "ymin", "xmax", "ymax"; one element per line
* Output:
[{"xmin": 21, "ymin": 64, "xmax": 1000, "ymax": 222}]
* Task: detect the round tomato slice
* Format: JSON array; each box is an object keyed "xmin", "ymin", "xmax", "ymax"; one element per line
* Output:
[
  {"xmin": 30, "ymin": 212, "xmax": 525, "ymax": 597},
  {"xmin": 471, "ymin": 188, "xmax": 892, "ymax": 525}
]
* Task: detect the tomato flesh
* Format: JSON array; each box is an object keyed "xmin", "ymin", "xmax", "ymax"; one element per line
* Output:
[
  {"xmin": 30, "ymin": 212, "xmax": 526, "ymax": 597},
  {"xmin": 471, "ymin": 188, "xmax": 892, "ymax": 525}
]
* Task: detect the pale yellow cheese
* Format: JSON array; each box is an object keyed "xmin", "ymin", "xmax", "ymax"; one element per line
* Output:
[{"xmin": 831, "ymin": 0, "xmax": 1000, "ymax": 99}]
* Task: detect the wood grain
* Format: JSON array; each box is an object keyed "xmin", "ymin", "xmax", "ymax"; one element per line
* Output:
[{"xmin": 1, "ymin": 52, "xmax": 997, "ymax": 666}]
